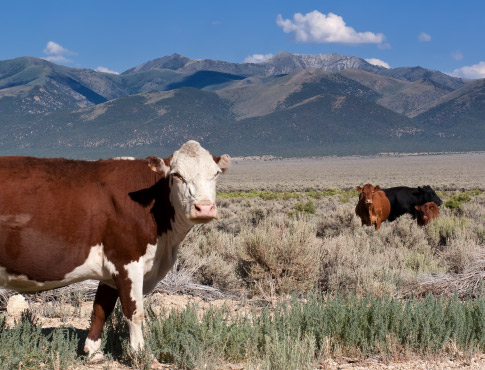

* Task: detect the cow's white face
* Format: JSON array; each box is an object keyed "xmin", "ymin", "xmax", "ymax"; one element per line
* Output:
[{"xmin": 149, "ymin": 141, "xmax": 230, "ymax": 224}]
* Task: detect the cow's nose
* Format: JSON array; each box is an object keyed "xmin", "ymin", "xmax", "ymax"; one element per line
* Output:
[{"xmin": 193, "ymin": 202, "xmax": 217, "ymax": 219}]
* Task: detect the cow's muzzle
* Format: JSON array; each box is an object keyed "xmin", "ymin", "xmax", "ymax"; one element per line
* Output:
[{"xmin": 190, "ymin": 201, "xmax": 218, "ymax": 223}]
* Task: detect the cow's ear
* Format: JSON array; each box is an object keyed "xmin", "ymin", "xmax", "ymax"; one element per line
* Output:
[
  {"xmin": 146, "ymin": 156, "xmax": 171, "ymax": 176},
  {"xmin": 356, "ymin": 186, "xmax": 362, "ymax": 192},
  {"xmin": 375, "ymin": 185, "xmax": 381, "ymax": 191},
  {"xmin": 213, "ymin": 154, "xmax": 231, "ymax": 173}
]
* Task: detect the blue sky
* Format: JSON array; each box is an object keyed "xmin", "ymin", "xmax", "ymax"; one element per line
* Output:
[{"xmin": 1, "ymin": 0, "xmax": 484, "ymax": 78}]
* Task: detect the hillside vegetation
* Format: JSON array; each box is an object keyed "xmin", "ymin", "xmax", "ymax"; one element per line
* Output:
[{"xmin": 0, "ymin": 53, "xmax": 483, "ymax": 158}]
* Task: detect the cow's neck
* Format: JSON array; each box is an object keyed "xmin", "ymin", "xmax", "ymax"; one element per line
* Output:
[
  {"xmin": 142, "ymin": 185, "xmax": 194, "ymax": 293},
  {"xmin": 168, "ymin": 210, "xmax": 194, "ymax": 252}
]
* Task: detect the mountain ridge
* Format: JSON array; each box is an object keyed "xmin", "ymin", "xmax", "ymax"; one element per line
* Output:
[{"xmin": 0, "ymin": 52, "xmax": 482, "ymax": 158}]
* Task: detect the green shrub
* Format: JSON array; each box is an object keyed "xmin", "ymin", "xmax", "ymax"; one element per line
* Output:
[
  {"xmin": 426, "ymin": 216, "xmax": 469, "ymax": 247},
  {"xmin": 251, "ymin": 332, "xmax": 317, "ymax": 370},
  {"xmin": 217, "ymin": 190, "xmax": 300, "ymax": 200},
  {"xmin": 292, "ymin": 200, "xmax": 316, "ymax": 215},
  {"xmin": 0, "ymin": 311, "xmax": 80, "ymax": 370},
  {"xmin": 141, "ymin": 294, "xmax": 485, "ymax": 369},
  {"xmin": 445, "ymin": 193, "xmax": 471, "ymax": 210}
]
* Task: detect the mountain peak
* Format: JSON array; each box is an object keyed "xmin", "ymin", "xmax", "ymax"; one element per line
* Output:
[{"xmin": 122, "ymin": 53, "xmax": 192, "ymax": 74}]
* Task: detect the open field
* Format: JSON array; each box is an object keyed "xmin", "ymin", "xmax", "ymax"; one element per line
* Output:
[
  {"xmin": 1, "ymin": 152, "xmax": 484, "ymax": 369},
  {"xmin": 219, "ymin": 152, "xmax": 485, "ymax": 191}
]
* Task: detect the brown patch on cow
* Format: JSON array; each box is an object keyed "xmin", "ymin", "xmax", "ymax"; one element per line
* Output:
[
  {"xmin": 111, "ymin": 267, "xmax": 137, "ymax": 322},
  {"xmin": 415, "ymin": 201, "xmax": 440, "ymax": 226},
  {"xmin": 355, "ymin": 184, "xmax": 391, "ymax": 230},
  {"xmin": 0, "ymin": 157, "xmax": 167, "ymax": 284}
]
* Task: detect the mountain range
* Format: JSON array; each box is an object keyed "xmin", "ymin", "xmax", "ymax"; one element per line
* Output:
[{"xmin": 0, "ymin": 52, "xmax": 483, "ymax": 158}]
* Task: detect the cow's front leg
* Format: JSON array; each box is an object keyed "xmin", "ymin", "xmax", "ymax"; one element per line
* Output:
[
  {"xmin": 113, "ymin": 259, "xmax": 146, "ymax": 352},
  {"xmin": 85, "ymin": 282, "xmax": 119, "ymax": 360}
]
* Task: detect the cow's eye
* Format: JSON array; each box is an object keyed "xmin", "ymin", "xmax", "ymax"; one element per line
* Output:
[
  {"xmin": 172, "ymin": 173, "xmax": 185, "ymax": 183},
  {"xmin": 214, "ymin": 171, "xmax": 221, "ymax": 179}
]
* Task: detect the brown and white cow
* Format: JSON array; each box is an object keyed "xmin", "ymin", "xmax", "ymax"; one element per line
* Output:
[
  {"xmin": 415, "ymin": 201, "xmax": 439, "ymax": 226},
  {"xmin": 0, "ymin": 140, "xmax": 230, "ymax": 360},
  {"xmin": 355, "ymin": 184, "xmax": 391, "ymax": 230}
]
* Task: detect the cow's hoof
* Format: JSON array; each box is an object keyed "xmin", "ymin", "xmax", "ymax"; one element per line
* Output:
[
  {"xmin": 86, "ymin": 352, "xmax": 105, "ymax": 364},
  {"xmin": 151, "ymin": 357, "xmax": 164, "ymax": 369}
]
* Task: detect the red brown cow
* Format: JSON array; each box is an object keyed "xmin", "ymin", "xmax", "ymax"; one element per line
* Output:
[
  {"xmin": 355, "ymin": 184, "xmax": 391, "ymax": 230},
  {"xmin": 0, "ymin": 140, "xmax": 230, "ymax": 361},
  {"xmin": 415, "ymin": 201, "xmax": 440, "ymax": 226}
]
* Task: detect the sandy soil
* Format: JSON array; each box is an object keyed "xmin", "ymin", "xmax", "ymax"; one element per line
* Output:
[{"xmin": 219, "ymin": 152, "xmax": 485, "ymax": 191}]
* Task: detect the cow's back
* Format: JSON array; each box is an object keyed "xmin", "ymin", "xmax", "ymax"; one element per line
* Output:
[
  {"xmin": 383, "ymin": 186, "xmax": 416, "ymax": 221},
  {"xmin": 0, "ymin": 157, "xmax": 162, "ymax": 291}
]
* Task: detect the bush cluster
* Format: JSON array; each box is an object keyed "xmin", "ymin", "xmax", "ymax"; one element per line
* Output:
[
  {"xmin": 144, "ymin": 294, "xmax": 485, "ymax": 369},
  {"xmin": 177, "ymin": 189, "xmax": 485, "ymax": 298}
]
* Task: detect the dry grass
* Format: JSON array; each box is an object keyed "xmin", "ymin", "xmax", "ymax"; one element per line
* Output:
[
  {"xmin": 0, "ymin": 154, "xmax": 484, "ymax": 369},
  {"xmin": 238, "ymin": 216, "xmax": 321, "ymax": 297},
  {"xmin": 1, "ymin": 153, "xmax": 484, "ymax": 307},
  {"xmin": 179, "ymin": 154, "xmax": 485, "ymax": 300}
]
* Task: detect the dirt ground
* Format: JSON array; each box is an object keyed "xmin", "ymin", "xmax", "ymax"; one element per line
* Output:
[
  {"xmin": 7, "ymin": 293, "xmax": 485, "ymax": 370},
  {"xmin": 219, "ymin": 152, "xmax": 485, "ymax": 191}
]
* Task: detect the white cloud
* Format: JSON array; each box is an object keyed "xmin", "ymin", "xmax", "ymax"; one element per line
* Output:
[
  {"xmin": 418, "ymin": 32, "xmax": 431, "ymax": 42},
  {"xmin": 43, "ymin": 41, "xmax": 75, "ymax": 56},
  {"xmin": 452, "ymin": 51, "xmax": 463, "ymax": 61},
  {"xmin": 244, "ymin": 53, "xmax": 274, "ymax": 63},
  {"xmin": 42, "ymin": 41, "xmax": 76, "ymax": 64},
  {"xmin": 450, "ymin": 61, "xmax": 485, "ymax": 79},
  {"xmin": 95, "ymin": 66, "xmax": 119, "ymax": 74},
  {"xmin": 43, "ymin": 55, "xmax": 71, "ymax": 63},
  {"xmin": 276, "ymin": 10, "xmax": 385, "ymax": 45},
  {"xmin": 365, "ymin": 58, "xmax": 390, "ymax": 69}
]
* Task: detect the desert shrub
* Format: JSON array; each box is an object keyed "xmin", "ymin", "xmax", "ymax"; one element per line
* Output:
[
  {"xmin": 217, "ymin": 190, "xmax": 300, "ymax": 201},
  {"xmin": 0, "ymin": 310, "xmax": 80, "ymax": 369},
  {"xmin": 179, "ymin": 227, "xmax": 240, "ymax": 292},
  {"xmin": 319, "ymin": 232, "xmax": 403, "ymax": 297},
  {"xmin": 319, "ymin": 216, "xmax": 443, "ymax": 297},
  {"xmin": 307, "ymin": 188, "xmax": 339, "ymax": 199},
  {"xmin": 338, "ymin": 188, "xmax": 359, "ymax": 203},
  {"xmin": 238, "ymin": 216, "xmax": 321, "ymax": 296},
  {"xmin": 147, "ymin": 304, "xmax": 255, "ymax": 369},
  {"xmin": 248, "ymin": 332, "xmax": 317, "ymax": 370},
  {"xmin": 316, "ymin": 203, "xmax": 360, "ymax": 238},
  {"xmin": 143, "ymin": 294, "xmax": 485, "ymax": 369},
  {"xmin": 468, "ymin": 189, "xmax": 484, "ymax": 197},
  {"xmin": 177, "ymin": 186, "xmax": 485, "ymax": 299},
  {"xmin": 306, "ymin": 188, "xmax": 358, "ymax": 204},
  {"xmin": 438, "ymin": 238, "xmax": 482, "ymax": 274},
  {"xmin": 445, "ymin": 193, "xmax": 471, "ymax": 210},
  {"xmin": 291, "ymin": 200, "xmax": 316, "ymax": 215},
  {"xmin": 443, "ymin": 189, "xmax": 484, "ymax": 211},
  {"xmin": 426, "ymin": 216, "xmax": 469, "ymax": 247}
]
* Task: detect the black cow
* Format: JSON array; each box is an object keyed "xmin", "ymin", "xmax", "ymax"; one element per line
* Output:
[{"xmin": 382, "ymin": 185, "xmax": 442, "ymax": 222}]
